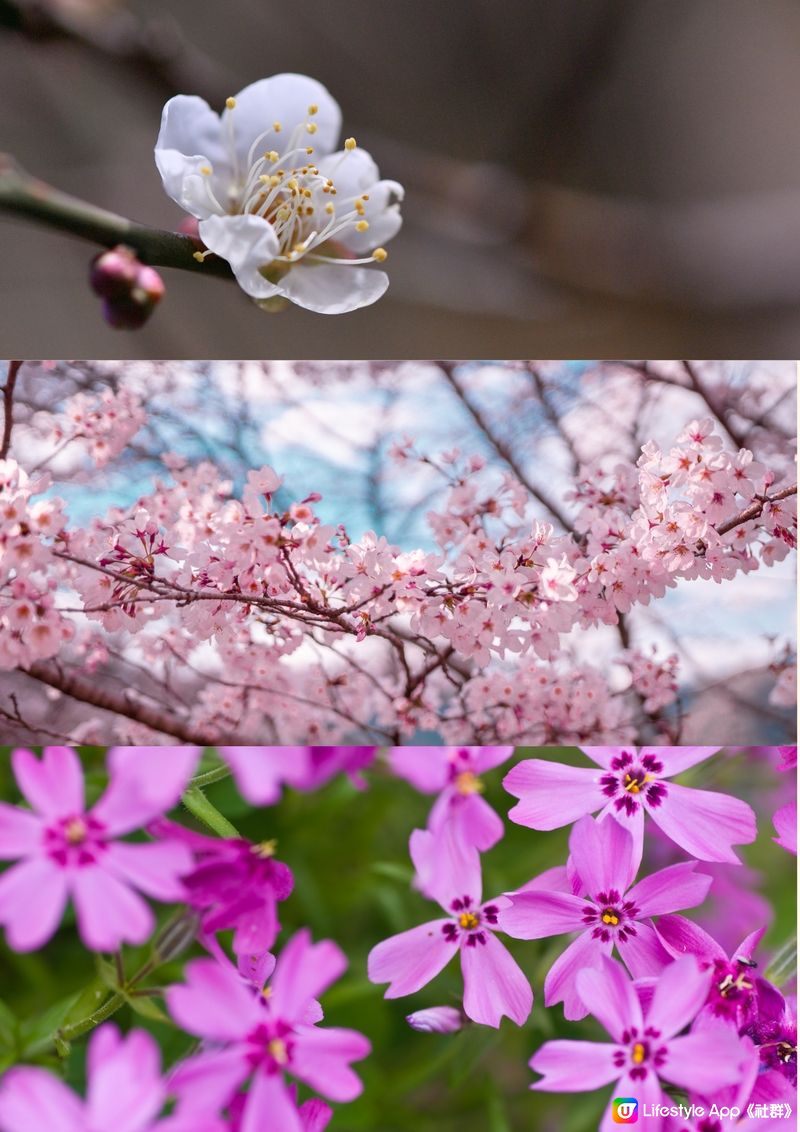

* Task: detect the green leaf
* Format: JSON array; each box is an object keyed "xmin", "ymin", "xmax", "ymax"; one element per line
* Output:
[{"xmin": 127, "ymin": 995, "xmax": 172, "ymax": 1024}]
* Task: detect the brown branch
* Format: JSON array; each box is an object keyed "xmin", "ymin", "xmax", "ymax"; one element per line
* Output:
[
  {"xmin": 22, "ymin": 659, "xmax": 231, "ymax": 745},
  {"xmin": 1, "ymin": 359, "xmax": 22, "ymax": 458},
  {"xmin": 435, "ymin": 360, "xmax": 575, "ymax": 533},
  {"xmin": 715, "ymin": 483, "xmax": 797, "ymax": 536},
  {"xmin": 682, "ymin": 360, "xmax": 749, "ymax": 451}
]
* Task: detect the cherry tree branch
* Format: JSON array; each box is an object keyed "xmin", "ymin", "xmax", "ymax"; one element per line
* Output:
[
  {"xmin": 715, "ymin": 483, "xmax": 796, "ymax": 536},
  {"xmin": 0, "ymin": 155, "xmax": 234, "ymax": 280},
  {"xmin": 1, "ymin": 359, "xmax": 22, "ymax": 458}
]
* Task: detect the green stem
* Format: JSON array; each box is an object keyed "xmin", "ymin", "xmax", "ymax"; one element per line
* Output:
[
  {"xmin": 188, "ymin": 761, "xmax": 234, "ymax": 789},
  {"xmin": 0, "ymin": 153, "xmax": 234, "ymax": 280},
  {"xmin": 58, "ymin": 992, "xmax": 126, "ymax": 1043},
  {"xmin": 181, "ymin": 785, "xmax": 241, "ymax": 838}
]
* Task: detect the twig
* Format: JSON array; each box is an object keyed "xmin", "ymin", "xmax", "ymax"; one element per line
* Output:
[
  {"xmin": 715, "ymin": 483, "xmax": 797, "ymax": 536},
  {"xmin": 1, "ymin": 359, "xmax": 22, "ymax": 458}
]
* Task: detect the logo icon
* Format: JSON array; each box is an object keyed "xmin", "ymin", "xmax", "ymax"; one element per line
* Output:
[{"xmin": 613, "ymin": 1098, "xmax": 639, "ymax": 1124}]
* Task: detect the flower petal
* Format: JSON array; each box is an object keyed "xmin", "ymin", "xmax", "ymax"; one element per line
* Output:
[
  {"xmin": 0, "ymin": 857, "xmax": 68, "ymax": 951},
  {"xmin": 454, "ymin": 793, "xmax": 505, "ymax": 853},
  {"xmin": 645, "ymin": 954, "xmax": 711, "ymax": 1038},
  {"xmin": 240, "ymin": 1069, "xmax": 303, "ymax": 1132},
  {"xmin": 168, "ymin": 1047, "xmax": 250, "ymax": 1115},
  {"xmin": 226, "ymin": 74, "xmax": 341, "ymax": 169},
  {"xmin": 575, "ymin": 955, "xmax": 643, "ymax": 1041},
  {"xmin": 292, "ymin": 1024, "xmax": 371, "ymax": 1101},
  {"xmin": 167, "ymin": 957, "xmax": 260, "ymax": 1041},
  {"xmin": 70, "ymin": 866, "xmax": 154, "ymax": 951},
  {"xmin": 773, "ymin": 800, "xmax": 797, "ymax": 854},
  {"xmin": 269, "ymin": 929, "xmax": 347, "ymax": 1023},
  {"xmin": 626, "ymin": 862, "xmax": 711, "ymax": 917},
  {"xmin": 279, "ymin": 262, "xmax": 389, "ymax": 315},
  {"xmin": 662, "ymin": 1028, "xmax": 749, "ymax": 1092},
  {"xmin": 368, "ymin": 919, "xmax": 457, "ymax": 997},
  {"xmin": 386, "ymin": 747, "xmax": 448, "ymax": 793},
  {"xmin": 652, "ymin": 913, "xmax": 726, "ymax": 964},
  {"xmin": 155, "ymin": 94, "xmax": 229, "ymax": 210},
  {"xmin": 503, "ymin": 759, "xmax": 602, "ymax": 829},
  {"xmin": 0, "ymin": 1067, "xmax": 84, "ymax": 1132},
  {"xmin": 0, "ymin": 803, "xmax": 43, "ymax": 860},
  {"xmin": 497, "ymin": 890, "xmax": 586, "ymax": 939},
  {"xmin": 568, "ymin": 814, "xmax": 639, "ymax": 898},
  {"xmin": 11, "ymin": 746, "xmax": 84, "ymax": 819},
  {"xmin": 529, "ymin": 1040, "xmax": 621, "ymax": 1092},
  {"xmin": 103, "ymin": 841, "xmax": 193, "ymax": 902},
  {"xmin": 410, "ymin": 823, "xmax": 482, "ymax": 910},
  {"xmin": 86, "ymin": 1026, "xmax": 165, "ymax": 1132},
  {"xmin": 199, "ymin": 214, "xmax": 282, "ymax": 300},
  {"xmin": 599, "ymin": 1072, "xmax": 663, "ymax": 1132},
  {"xmin": 646, "ymin": 782, "xmax": 756, "ymax": 862},
  {"xmin": 651, "ymin": 746, "xmax": 720, "ymax": 775},
  {"xmin": 460, "ymin": 932, "xmax": 532, "ymax": 1027},
  {"xmin": 92, "ymin": 747, "xmax": 200, "ymax": 836},
  {"xmin": 220, "ymin": 746, "xmax": 311, "ymax": 804},
  {"xmin": 615, "ymin": 921, "xmax": 673, "ymax": 979},
  {"xmin": 544, "ymin": 930, "xmax": 610, "ymax": 1020}
]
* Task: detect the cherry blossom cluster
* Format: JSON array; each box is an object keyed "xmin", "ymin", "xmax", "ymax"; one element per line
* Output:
[
  {"xmin": 0, "ymin": 400, "xmax": 794, "ymax": 743},
  {"xmin": 49, "ymin": 385, "xmax": 147, "ymax": 467},
  {"xmin": 369, "ymin": 745, "xmax": 797, "ymax": 1131},
  {"xmin": 0, "ymin": 746, "xmax": 376, "ymax": 1132}
]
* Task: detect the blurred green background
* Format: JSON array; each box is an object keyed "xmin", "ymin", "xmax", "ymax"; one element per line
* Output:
[{"xmin": 0, "ymin": 747, "xmax": 795, "ymax": 1131}]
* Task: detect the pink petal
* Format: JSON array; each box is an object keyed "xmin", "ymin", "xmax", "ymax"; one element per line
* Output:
[
  {"xmin": 497, "ymin": 890, "xmax": 586, "ymax": 939},
  {"xmin": 240, "ymin": 1069, "xmax": 303, "ymax": 1132},
  {"xmin": 599, "ymin": 1072, "xmax": 663, "ymax": 1132},
  {"xmin": 292, "ymin": 1024, "xmax": 371, "ymax": 1101},
  {"xmin": 568, "ymin": 814, "xmax": 638, "ymax": 898},
  {"xmin": 86, "ymin": 1026, "xmax": 165, "ymax": 1132},
  {"xmin": 616, "ymin": 921, "xmax": 673, "ymax": 979},
  {"xmin": 11, "ymin": 747, "xmax": 84, "ymax": 819},
  {"xmin": 651, "ymin": 746, "xmax": 720, "ymax": 775},
  {"xmin": 504, "ymin": 759, "xmax": 602, "ymax": 829},
  {"xmin": 663, "ymin": 1029, "xmax": 749, "ymax": 1092},
  {"xmin": 386, "ymin": 747, "xmax": 448, "ymax": 793},
  {"xmin": 409, "ymin": 824, "xmax": 482, "ymax": 910},
  {"xmin": 220, "ymin": 747, "xmax": 310, "ymax": 803},
  {"xmin": 626, "ymin": 862, "xmax": 712, "ymax": 917},
  {"xmin": 529, "ymin": 1039, "xmax": 620, "ymax": 1091},
  {"xmin": 516, "ymin": 864, "xmax": 579, "ymax": 895},
  {"xmin": 646, "ymin": 782, "xmax": 756, "ymax": 863},
  {"xmin": 0, "ymin": 1067, "xmax": 84, "ymax": 1132},
  {"xmin": 92, "ymin": 748, "xmax": 200, "ymax": 835},
  {"xmin": 544, "ymin": 930, "xmax": 610, "ymax": 1020},
  {"xmin": 453, "ymin": 793, "xmax": 505, "ymax": 853},
  {"xmin": 270, "ymin": 929, "xmax": 347, "ymax": 1023},
  {"xmin": 167, "ymin": 958, "xmax": 260, "ymax": 1041},
  {"xmin": 168, "ymin": 1048, "xmax": 250, "ymax": 1114},
  {"xmin": 0, "ymin": 803, "xmax": 43, "ymax": 860},
  {"xmin": 368, "ymin": 919, "xmax": 457, "ymax": 997},
  {"xmin": 298, "ymin": 1098, "xmax": 333, "ymax": 1132},
  {"xmin": 652, "ymin": 913, "xmax": 726, "ymax": 964},
  {"xmin": 0, "ymin": 857, "xmax": 68, "ymax": 951},
  {"xmin": 461, "ymin": 931, "xmax": 532, "ymax": 1027},
  {"xmin": 103, "ymin": 841, "xmax": 193, "ymax": 902},
  {"xmin": 773, "ymin": 800, "xmax": 797, "ymax": 854},
  {"xmin": 474, "ymin": 747, "xmax": 514, "ymax": 773},
  {"xmin": 70, "ymin": 866, "xmax": 154, "ymax": 951},
  {"xmin": 580, "ymin": 746, "xmax": 629, "ymax": 769},
  {"xmin": 576, "ymin": 955, "xmax": 643, "ymax": 1041},
  {"xmin": 645, "ymin": 954, "xmax": 711, "ymax": 1038}
]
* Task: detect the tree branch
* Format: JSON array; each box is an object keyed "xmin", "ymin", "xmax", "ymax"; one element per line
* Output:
[
  {"xmin": 715, "ymin": 483, "xmax": 797, "ymax": 536},
  {"xmin": 0, "ymin": 155, "xmax": 234, "ymax": 280},
  {"xmin": 1, "ymin": 359, "xmax": 22, "ymax": 458}
]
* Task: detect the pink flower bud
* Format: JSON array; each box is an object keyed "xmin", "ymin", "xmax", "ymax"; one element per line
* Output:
[
  {"xmin": 405, "ymin": 1006, "xmax": 463, "ymax": 1033},
  {"xmin": 89, "ymin": 246, "xmax": 139, "ymax": 300}
]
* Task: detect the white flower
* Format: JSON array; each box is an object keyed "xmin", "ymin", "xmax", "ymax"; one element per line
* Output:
[{"xmin": 155, "ymin": 73, "xmax": 403, "ymax": 314}]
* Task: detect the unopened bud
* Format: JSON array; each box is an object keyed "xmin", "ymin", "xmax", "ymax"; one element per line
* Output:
[
  {"xmin": 406, "ymin": 1006, "xmax": 463, "ymax": 1033},
  {"xmin": 89, "ymin": 246, "xmax": 139, "ymax": 301},
  {"xmin": 91, "ymin": 246, "xmax": 166, "ymax": 330},
  {"xmin": 151, "ymin": 909, "xmax": 199, "ymax": 964}
]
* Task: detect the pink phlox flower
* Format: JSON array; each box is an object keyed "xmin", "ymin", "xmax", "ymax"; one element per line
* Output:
[
  {"xmin": 504, "ymin": 747, "xmax": 757, "ymax": 863},
  {"xmin": 498, "ymin": 815, "xmax": 711, "ymax": 1018},
  {"xmin": 0, "ymin": 1024, "xmax": 225, "ymax": 1132},
  {"xmin": 167, "ymin": 930, "xmax": 369, "ymax": 1132},
  {"xmin": 530, "ymin": 955, "xmax": 753, "ymax": 1131},
  {"xmin": 387, "ymin": 746, "xmax": 513, "ymax": 852},
  {"xmin": 368, "ymin": 823, "xmax": 532, "ymax": 1028},
  {"xmin": 0, "ymin": 747, "xmax": 197, "ymax": 952}
]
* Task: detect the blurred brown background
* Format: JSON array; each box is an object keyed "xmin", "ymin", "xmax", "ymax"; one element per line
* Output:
[{"xmin": 1, "ymin": 0, "xmax": 799, "ymax": 357}]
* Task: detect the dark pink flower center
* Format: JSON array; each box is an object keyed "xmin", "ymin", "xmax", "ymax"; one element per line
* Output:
[
  {"xmin": 708, "ymin": 956, "xmax": 757, "ymax": 1020},
  {"xmin": 44, "ymin": 814, "xmax": 108, "ymax": 867},
  {"xmin": 599, "ymin": 751, "xmax": 667, "ymax": 815},
  {"xmin": 246, "ymin": 1019, "xmax": 295, "ymax": 1075},
  {"xmin": 582, "ymin": 889, "xmax": 640, "ymax": 943},
  {"xmin": 447, "ymin": 750, "xmax": 483, "ymax": 796},
  {"xmin": 442, "ymin": 896, "xmax": 499, "ymax": 947},
  {"xmin": 613, "ymin": 1025, "xmax": 667, "ymax": 1080}
]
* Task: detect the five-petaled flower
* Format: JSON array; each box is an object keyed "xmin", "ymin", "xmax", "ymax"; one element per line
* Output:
[
  {"xmin": 156, "ymin": 74, "xmax": 403, "ymax": 313},
  {"xmin": 503, "ymin": 747, "xmax": 757, "ymax": 863}
]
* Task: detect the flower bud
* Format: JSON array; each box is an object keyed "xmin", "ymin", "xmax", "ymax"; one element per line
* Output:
[
  {"xmin": 89, "ymin": 246, "xmax": 139, "ymax": 301},
  {"xmin": 91, "ymin": 249, "xmax": 166, "ymax": 330},
  {"xmin": 406, "ymin": 1006, "xmax": 463, "ymax": 1033},
  {"xmin": 150, "ymin": 909, "xmax": 199, "ymax": 964}
]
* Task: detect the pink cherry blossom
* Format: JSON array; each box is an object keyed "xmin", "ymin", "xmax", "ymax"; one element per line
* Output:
[
  {"xmin": 368, "ymin": 825, "xmax": 532, "ymax": 1028},
  {"xmin": 498, "ymin": 815, "xmax": 711, "ymax": 1018},
  {"xmin": 0, "ymin": 747, "xmax": 196, "ymax": 951},
  {"xmin": 504, "ymin": 747, "xmax": 757, "ymax": 863}
]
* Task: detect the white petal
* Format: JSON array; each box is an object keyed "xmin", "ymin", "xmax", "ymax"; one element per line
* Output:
[
  {"xmin": 317, "ymin": 147, "xmax": 404, "ymax": 253},
  {"xmin": 279, "ymin": 262, "xmax": 388, "ymax": 314},
  {"xmin": 224, "ymin": 73, "xmax": 341, "ymax": 167},
  {"xmin": 155, "ymin": 95, "xmax": 230, "ymax": 214},
  {"xmin": 199, "ymin": 214, "xmax": 282, "ymax": 300}
]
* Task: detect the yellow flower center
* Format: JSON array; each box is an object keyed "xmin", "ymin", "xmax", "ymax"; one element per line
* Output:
[
  {"xmin": 64, "ymin": 818, "xmax": 87, "ymax": 845},
  {"xmin": 454, "ymin": 770, "xmax": 483, "ymax": 796},
  {"xmin": 601, "ymin": 909, "xmax": 620, "ymax": 926},
  {"xmin": 267, "ymin": 1038, "xmax": 288, "ymax": 1065},
  {"xmin": 252, "ymin": 839, "xmax": 277, "ymax": 859},
  {"xmin": 632, "ymin": 1042, "xmax": 646, "ymax": 1064},
  {"xmin": 623, "ymin": 772, "xmax": 654, "ymax": 795},
  {"xmin": 459, "ymin": 911, "xmax": 480, "ymax": 930}
]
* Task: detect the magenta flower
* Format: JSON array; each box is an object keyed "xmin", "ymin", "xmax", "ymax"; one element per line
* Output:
[
  {"xmin": 498, "ymin": 815, "xmax": 711, "ymax": 1018},
  {"xmin": 149, "ymin": 819, "xmax": 293, "ymax": 957},
  {"xmin": 167, "ymin": 930, "xmax": 370, "ymax": 1132},
  {"xmin": 0, "ymin": 747, "xmax": 196, "ymax": 951},
  {"xmin": 773, "ymin": 801, "xmax": 797, "ymax": 854},
  {"xmin": 530, "ymin": 955, "xmax": 751, "ymax": 1131},
  {"xmin": 654, "ymin": 915, "xmax": 784, "ymax": 1034},
  {"xmin": 216, "ymin": 746, "xmax": 376, "ymax": 803},
  {"xmin": 387, "ymin": 746, "xmax": 513, "ymax": 852},
  {"xmin": 0, "ymin": 1024, "xmax": 223, "ymax": 1132},
  {"xmin": 368, "ymin": 825, "xmax": 532, "ymax": 1028},
  {"xmin": 504, "ymin": 747, "xmax": 757, "ymax": 863},
  {"xmin": 777, "ymin": 746, "xmax": 797, "ymax": 772}
]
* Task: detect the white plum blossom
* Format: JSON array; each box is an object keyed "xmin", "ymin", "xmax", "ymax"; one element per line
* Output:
[{"xmin": 155, "ymin": 73, "xmax": 403, "ymax": 314}]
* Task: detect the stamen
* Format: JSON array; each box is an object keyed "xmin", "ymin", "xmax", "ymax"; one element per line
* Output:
[
  {"xmin": 344, "ymin": 137, "xmax": 357, "ymax": 151},
  {"xmin": 458, "ymin": 911, "xmax": 480, "ymax": 930},
  {"xmin": 267, "ymin": 1038, "xmax": 288, "ymax": 1065},
  {"xmin": 225, "ymin": 97, "xmax": 237, "ymax": 110},
  {"xmin": 631, "ymin": 1042, "xmax": 646, "ymax": 1064}
]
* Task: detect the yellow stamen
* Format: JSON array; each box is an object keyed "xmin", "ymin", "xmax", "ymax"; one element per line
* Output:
[
  {"xmin": 454, "ymin": 770, "xmax": 483, "ymax": 796},
  {"xmin": 601, "ymin": 910, "xmax": 620, "ymax": 926},
  {"xmin": 225, "ymin": 97, "xmax": 237, "ymax": 110},
  {"xmin": 344, "ymin": 137, "xmax": 357, "ymax": 151},
  {"xmin": 308, "ymin": 103, "xmax": 318, "ymax": 115},
  {"xmin": 64, "ymin": 817, "xmax": 87, "ymax": 845},
  {"xmin": 355, "ymin": 220, "xmax": 369, "ymax": 232},
  {"xmin": 372, "ymin": 247, "xmax": 388, "ymax": 262},
  {"xmin": 632, "ymin": 1042, "xmax": 646, "ymax": 1064},
  {"xmin": 252, "ymin": 839, "xmax": 277, "ymax": 859},
  {"xmin": 306, "ymin": 122, "xmax": 318, "ymax": 135},
  {"xmin": 267, "ymin": 1038, "xmax": 288, "ymax": 1064},
  {"xmin": 458, "ymin": 912, "xmax": 480, "ymax": 930}
]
